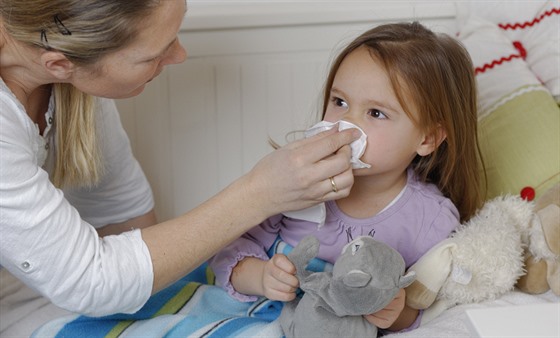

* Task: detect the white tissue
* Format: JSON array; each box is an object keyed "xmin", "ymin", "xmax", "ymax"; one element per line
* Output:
[
  {"xmin": 283, "ymin": 203, "xmax": 327, "ymax": 226},
  {"xmin": 282, "ymin": 120, "xmax": 370, "ymax": 226},
  {"xmin": 304, "ymin": 120, "xmax": 371, "ymax": 169}
]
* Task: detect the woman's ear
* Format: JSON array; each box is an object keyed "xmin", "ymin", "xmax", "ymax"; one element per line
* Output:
[
  {"xmin": 40, "ymin": 50, "xmax": 75, "ymax": 80},
  {"xmin": 416, "ymin": 125, "xmax": 447, "ymax": 157}
]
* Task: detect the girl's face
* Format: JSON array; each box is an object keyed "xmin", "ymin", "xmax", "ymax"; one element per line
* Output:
[
  {"xmin": 71, "ymin": 0, "xmax": 187, "ymax": 99},
  {"xmin": 323, "ymin": 46, "xmax": 432, "ymax": 178}
]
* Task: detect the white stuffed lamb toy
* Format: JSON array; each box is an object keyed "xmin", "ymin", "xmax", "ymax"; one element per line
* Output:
[{"xmin": 405, "ymin": 195, "xmax": 538, "ymax": 324}]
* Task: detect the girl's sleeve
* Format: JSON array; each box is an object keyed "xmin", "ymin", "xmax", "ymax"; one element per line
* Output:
[
  {"xmin": 405, "ymin": 197, "xmax": 460, "ymax": 268},
  {"xmin": 0, "ymin": 97, "xmax": 153, "ymax": 316},
  {"xmin": 209, "ymin": 214, "xmax": 283, "ymax": 302}
]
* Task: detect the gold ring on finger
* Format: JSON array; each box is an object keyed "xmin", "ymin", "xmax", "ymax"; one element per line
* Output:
[{"xmin": 329, "ymin": 176, "xmax": 338, "ymax": 193}]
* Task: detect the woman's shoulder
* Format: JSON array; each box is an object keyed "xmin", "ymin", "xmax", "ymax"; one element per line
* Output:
[
  {"xmin": 94, "ymin": 97, "xmax": 121, "ymax": 125},
  {"xmin": 92, "ymin": 97, "xmax": 129, "ymax": 150}
]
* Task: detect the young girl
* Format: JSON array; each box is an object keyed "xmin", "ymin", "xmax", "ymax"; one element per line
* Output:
[{"xmin": 210, "ymin": 21, "xmax": 484, "ymax": 332}]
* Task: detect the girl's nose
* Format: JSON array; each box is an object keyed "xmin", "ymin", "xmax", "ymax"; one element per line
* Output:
[{"xmin": 339, "ymin": 115, "xmax": 362, "ymax": 131}]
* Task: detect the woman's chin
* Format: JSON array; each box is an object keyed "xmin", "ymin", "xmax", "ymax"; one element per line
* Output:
[{"xmin": 119, "ymin": 85, "xmax": 146, "ymax": 99}]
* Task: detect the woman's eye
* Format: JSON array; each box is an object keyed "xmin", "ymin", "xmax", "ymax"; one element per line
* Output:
[
  {"xmin": 147, "ymin": 56, "xmax": 161, "ymax": 63},
  {"xmin": 368, "ymin": 109, "xmax": 387, "ymax": 119},
  {"xmin": 332, "ymin": 97, "xmax": 348, "ymax": 109}
]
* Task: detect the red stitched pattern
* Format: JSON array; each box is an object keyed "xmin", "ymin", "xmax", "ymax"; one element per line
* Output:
[
  {"xmin": 512, "ymin": 41, "xmax": 527, "ymax": 59},
  {"xmin": 475, "ymin": 53, "xmax": 524, "ymax": 74},
  {"xmin": 498, "ymin": 7, "xmax": 560, "ymax": 30}
]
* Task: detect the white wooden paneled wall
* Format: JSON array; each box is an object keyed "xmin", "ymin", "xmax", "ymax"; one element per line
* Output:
[{"xmin": 117, "ymin": 2, "xmax": 458, "ymax": 222}]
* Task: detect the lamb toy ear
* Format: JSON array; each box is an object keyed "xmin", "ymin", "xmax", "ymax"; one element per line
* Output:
[{"xmin": 405, "ymin": 238, "xmax": 456, "ymax": 309}]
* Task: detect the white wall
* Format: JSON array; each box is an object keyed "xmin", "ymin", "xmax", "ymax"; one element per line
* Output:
[{"xmin": 117, "ymin": 1, "xmax": 458, "ymax": 222}]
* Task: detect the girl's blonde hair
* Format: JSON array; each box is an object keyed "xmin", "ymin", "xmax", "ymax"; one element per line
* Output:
[
  {"xmin": 1, "ymin": 0, "xmax": 160, "ymax": 187},
  {"xmin": 322, "ymin": 22, "xmax": 486, "ymax": 221}
]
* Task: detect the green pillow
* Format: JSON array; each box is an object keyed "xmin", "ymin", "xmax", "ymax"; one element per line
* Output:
[
  {"xmin": 478, "ymin": 89, "xmax": 560, "ymax": 199},
  {"xmin": 458, "ymin": 16, "xmax": 560, "ymax": 200}
]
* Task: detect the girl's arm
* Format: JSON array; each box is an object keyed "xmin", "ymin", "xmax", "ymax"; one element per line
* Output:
[
  {"xmin": 231, "ymin": 255, "xmax": 299, "ymax": 302},
  {"xmin": 363, "ymin": 288, "xmax": 419, "ymax": 331},
  {"xmin": 388, "ymin": 302, "xmax": 420, "ymax": 331}
]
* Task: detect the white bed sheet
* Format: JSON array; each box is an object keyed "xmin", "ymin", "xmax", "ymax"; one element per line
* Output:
[
  {"xmin": 388, "ymin": 290, "xmax": 559, "ymax": 338},
  {"xmin": 0, "ymin": 269, "xmax": 72, "ymax": 338}
]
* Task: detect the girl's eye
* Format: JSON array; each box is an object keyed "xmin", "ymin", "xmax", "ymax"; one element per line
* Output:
[
  {"xmin": 332, "ymin": 97, "xmax": 348, "ymax": 109},
  {"xmin": 368, "ymin": 109, "xmax": 387, "ymax": 119}
]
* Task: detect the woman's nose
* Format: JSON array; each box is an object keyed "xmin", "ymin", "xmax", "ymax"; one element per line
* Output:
[{"xmin": 164, "ymin": 40, "xmax": 188, "ymax": 66}]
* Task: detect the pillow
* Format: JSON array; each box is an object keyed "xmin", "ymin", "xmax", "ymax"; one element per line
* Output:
[
  {"xmin": 456, "ymin": 0, "xmax": 560, "ymax": 102},
  {"xmin": 457, "ymin": 16, "xmax": 560, "ymax": 200}
]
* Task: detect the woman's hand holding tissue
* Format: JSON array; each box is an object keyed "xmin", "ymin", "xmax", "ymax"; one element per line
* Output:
[{"xmin": 244, "ymin": 126, "xmax": 360, "ymax": 219}]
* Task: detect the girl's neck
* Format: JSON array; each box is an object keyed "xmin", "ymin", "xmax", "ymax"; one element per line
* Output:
[{"xmin": 335, "ymin": 170, "xmax": 408, "ymax": 219}]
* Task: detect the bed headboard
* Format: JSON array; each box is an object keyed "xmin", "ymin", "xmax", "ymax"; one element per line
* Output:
[{"xmin": 117, "ymin": 2, "xmax": 458, "ymax": 221}]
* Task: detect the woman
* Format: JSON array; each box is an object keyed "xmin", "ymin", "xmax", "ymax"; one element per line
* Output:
[{"xmin": 0, "ymin": 0, "xmax": 358, "ymax": 325}]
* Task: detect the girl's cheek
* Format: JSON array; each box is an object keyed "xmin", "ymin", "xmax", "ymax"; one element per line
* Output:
[
  {"xmin": 362, "ymin": 130, "xmax": 376, "ymax": 157},
  {"xmin": 323, "ymin": 109, "xmax": 341, "ymax": 122},
  {"xmin": 362, "ymin": 146, "xmax": 377, "ymax": 165}
]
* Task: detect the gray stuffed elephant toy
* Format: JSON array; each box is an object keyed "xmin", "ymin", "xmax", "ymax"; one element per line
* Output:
[{"xmin": 279, "ymin": 235, "xmax": 416, "ymax": 338}]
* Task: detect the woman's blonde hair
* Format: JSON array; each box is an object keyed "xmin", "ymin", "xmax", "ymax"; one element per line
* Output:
[
  {"xmin": 322, "ymin": 22, "xmax": 486, "ymax": 221},
  {"xmin": 0, "ymin": 0, "xmax": 160, "ymax": 187}
]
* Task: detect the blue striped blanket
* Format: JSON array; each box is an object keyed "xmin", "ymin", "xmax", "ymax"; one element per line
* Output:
[{"xmin": 32, "ymin": 240, "xmax": 333, "ymax": 338}]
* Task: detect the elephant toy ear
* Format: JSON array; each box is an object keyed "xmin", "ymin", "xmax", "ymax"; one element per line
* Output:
[
  {"xmin": 399, "ymin": 271, "xmax": 416, "ymax": 289},
  {"xmin": 343, "ymin": 270, "xmax": 372, "ymax": 288},
  {"xmin": 285, "ymin": 235, "xmax": 322, "ymax": 284}
]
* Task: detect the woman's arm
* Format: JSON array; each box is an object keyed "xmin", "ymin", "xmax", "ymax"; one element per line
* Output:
[
  {"xmin": 144, "ymin": 128, "xmax": 359, "ymax": 293},
  {"xmin": 0, "ymin": 116, "xmax": 356, "ymax": 317}
]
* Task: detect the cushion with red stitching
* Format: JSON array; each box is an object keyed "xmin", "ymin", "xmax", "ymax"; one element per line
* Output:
[{"xmin": 456, "ymin": 0, "xmax": 560, "ymax": 101}]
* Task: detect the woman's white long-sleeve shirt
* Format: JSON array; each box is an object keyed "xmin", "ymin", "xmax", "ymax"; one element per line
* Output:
[{"xmin": 0, "ymin": 78, "xmax": 155, "ymax": 316}]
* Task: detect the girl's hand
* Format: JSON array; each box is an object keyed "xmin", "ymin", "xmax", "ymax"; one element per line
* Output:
[
  {"xmin": 363, "ymin": 288, "xmax": 406, "ymax": 329},
  {"xmin": 260, "ymin": 254, "xmax": 299, "ymax": 301}
]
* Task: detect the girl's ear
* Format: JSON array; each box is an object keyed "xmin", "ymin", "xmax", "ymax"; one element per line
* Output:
[
  {"xmin": 416, "ymin": 125, "xmax": 447, "ymax": 156},
  {"xmin": 40, "ymin": 50, "xmax": 75, "ymax": 80}
]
